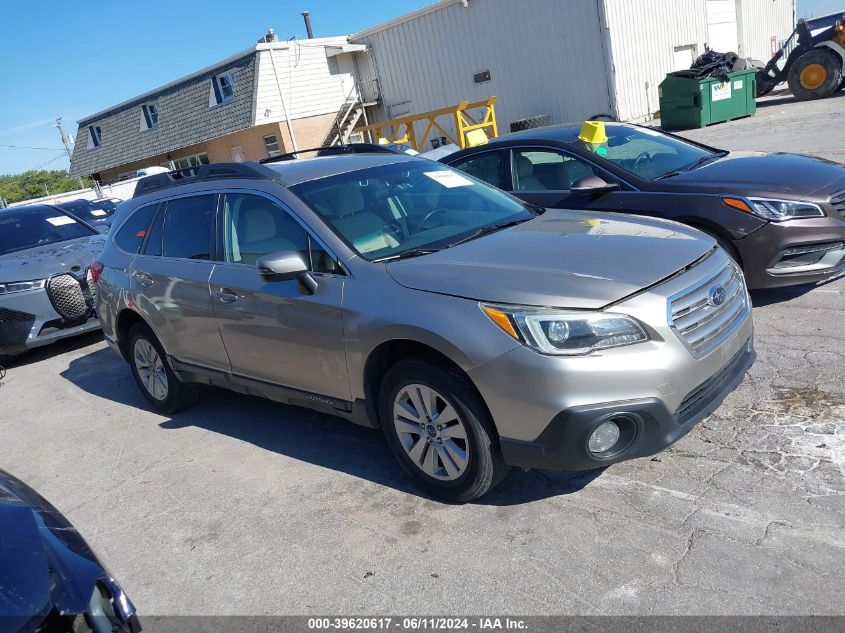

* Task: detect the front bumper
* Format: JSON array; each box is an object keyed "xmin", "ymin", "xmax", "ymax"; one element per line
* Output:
[
  {"xmin": 736, "ymin": 217, "xmax": 845, "ymax": 289},
  {"xmin": 0, "ymin": 284, "xmax": 99, "ymax": 357},
  {"xmin": 467, "ymin": 249, "xmax": 755, "ymax": 471},
  {"xmin": 498, "ymin": 341, "xmax": 754, "ymax": 470}
]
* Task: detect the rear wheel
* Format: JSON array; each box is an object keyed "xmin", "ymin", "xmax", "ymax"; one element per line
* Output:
[
  {"xmin": 127, "ymin": 323, "xmax": 199, "ymax": 414},
  {"xmin": 787, "ymin": 49, "xmax": 842, "ymax": 100},
  {"xmin": 379, "ymin": 358, "xmax": 509, "ymax": 502}
]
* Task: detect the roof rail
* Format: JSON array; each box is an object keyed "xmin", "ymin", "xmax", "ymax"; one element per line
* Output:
[
  {"xmin": 133, "ymin": 162, "xmax": 281, "ymax": 197},
  {"xmin": 259, "ymin": 142, "xmax": 398, "ymax": 164}
]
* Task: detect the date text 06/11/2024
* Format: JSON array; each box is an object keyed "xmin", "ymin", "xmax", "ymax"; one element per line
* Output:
[{"xmin": 307, "ymin": 617, "xmax": 528, "ymax": 630}]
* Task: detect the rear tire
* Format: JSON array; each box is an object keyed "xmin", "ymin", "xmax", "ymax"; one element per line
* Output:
[
  {"xmin": 379, "ymin": 357, "xmax": 509, "ymax": 502},
  {"xmin": 127, "ymin": 323, "xmax": 199, "ymax": 414},
  {"xmin": 787, "ymin": 49, "xmax": 842, "ymax": 100}
]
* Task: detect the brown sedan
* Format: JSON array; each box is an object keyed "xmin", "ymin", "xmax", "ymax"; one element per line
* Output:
[{"xmin": 442, "ymin": 123, "xmax": 845, "ymax": 289}]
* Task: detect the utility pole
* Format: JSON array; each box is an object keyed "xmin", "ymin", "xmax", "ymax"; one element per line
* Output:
[{"xmin": 55, "ymin": 117, "xmax": 86, "ymax": 189}]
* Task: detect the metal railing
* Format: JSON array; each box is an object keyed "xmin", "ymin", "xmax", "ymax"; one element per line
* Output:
[{"xmin": 354, "ymin": 97, "xmax": 499, "ymax": 152}]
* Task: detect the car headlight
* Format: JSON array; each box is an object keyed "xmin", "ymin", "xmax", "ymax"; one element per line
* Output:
[
  {"xmin": 724, "ymin": 197, "xmax": 824, "ymax": 221},
  {"xmin": 0, "ymin": 279, "xmax": 46, "ymax": 295},
  {"xmin": 481, "ymin": 304, "xmax": 649, "ymax": 355}
]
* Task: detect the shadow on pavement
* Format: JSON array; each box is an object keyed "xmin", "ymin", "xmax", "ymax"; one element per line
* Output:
[
  {"xmin": 2, "ymin": 330, "xmax": 104, "ymax": 370},
  {"xmin": 60, "ymin": 347, "xmax": 602, "ymax": 506},
  {"xmin": 756, "ymin": 89, "xmax": 845, "ymax": 109},
  {"xmin": 750, "ymin": 273, "xmax": 844, "ymax": 307}
]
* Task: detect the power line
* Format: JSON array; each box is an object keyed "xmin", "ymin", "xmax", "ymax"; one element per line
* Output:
[
  {"xmin": 0, "ymin": 144, "xmax": 65, "ymax": 151},
  {"xmin": 23, "ymin": 153, "xmax": 68, "ymax": 172}
]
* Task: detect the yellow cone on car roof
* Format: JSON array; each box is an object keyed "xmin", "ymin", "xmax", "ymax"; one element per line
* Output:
[{"xmin": 578, "ymin": 120, "xmax": 608, "ymax": 144}]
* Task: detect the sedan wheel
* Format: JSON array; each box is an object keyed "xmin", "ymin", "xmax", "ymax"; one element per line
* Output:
[
  {"xmin": 133, "ymin": 339, "xmax": 168, "ymax": 401},
  {"xmin": 393, "ymin": 383, "xmax": 469, "ymax": 481}
]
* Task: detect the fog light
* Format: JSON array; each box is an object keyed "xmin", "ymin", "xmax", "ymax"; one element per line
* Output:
[{"xmin": 588, "ymin": 421, "xmax": 620, "ymax": 454}]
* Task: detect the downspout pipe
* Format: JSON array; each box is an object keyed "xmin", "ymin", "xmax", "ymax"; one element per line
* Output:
[{"xmin": 267, "ymin": 46, "xmax": 299, "ymax": 151}]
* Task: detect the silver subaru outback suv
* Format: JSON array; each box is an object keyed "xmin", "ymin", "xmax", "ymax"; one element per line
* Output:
[{"xmin": 94, "ymin": 153, "xmax": 754, "ymax": 501}]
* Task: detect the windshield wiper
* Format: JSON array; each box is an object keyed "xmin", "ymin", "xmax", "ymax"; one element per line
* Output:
[
  {"xmin": 372, "ymin": 248, "xmax": 441, "ymax": 263},
  {"xmin": 656, "ymin": 151, "xmax": 728, "ymax": 180},
  {"xmin": 448, "ymin": 218, "xmax": 530, "ymax": 248},
  {"xmin": 525, "ymin": 202, "xmax": 546, "ymax": 215}
]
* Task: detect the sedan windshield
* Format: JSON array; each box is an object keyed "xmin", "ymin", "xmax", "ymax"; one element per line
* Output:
[
  {"xmin": 0, "ymin": 208, "xmax": 95, "ymax": 256},
  {"xmin": 600, "ymin": 127, "xmax": 721, "ymax": 180},
  {"xmin": 289, "ymin": 161, "xmax": 533, "ymax": 261}
]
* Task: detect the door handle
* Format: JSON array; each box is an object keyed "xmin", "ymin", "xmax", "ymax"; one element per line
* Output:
[
  {"xmin": 215, "ymin": 288, "xmax": 239, "ymax": 303},
  {"xmin": 137, "ymin": 272, "xmax": 153, "ymax": 288}
]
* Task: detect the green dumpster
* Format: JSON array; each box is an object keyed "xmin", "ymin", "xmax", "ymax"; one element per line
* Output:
[{"xmin": 658, "ymin": 68, "xmax": 757, "ymax": 130}]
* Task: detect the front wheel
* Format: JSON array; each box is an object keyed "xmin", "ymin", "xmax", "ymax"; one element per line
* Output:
[
  {"xmin": 787, "ymin": 49, "xmax": 843, "ymax": 100},
  {"xmin": 379, "ymin": 358, "xmax": 509, "ymax": 502},
  {"xmin": 127, "ymin": 323, "xmax": 199, "ymax": 414}
]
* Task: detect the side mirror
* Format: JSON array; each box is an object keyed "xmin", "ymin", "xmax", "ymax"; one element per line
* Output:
[
  {"xmin": 256, "ymin": 251, "xmax": 317, "ymax": 294},
  {"xmin": 570, "ymin": 175, "xmax": 620, "ymax": 196}
]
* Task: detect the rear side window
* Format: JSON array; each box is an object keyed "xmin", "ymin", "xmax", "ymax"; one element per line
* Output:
[
  {"xmin": 114, "ymin": 204, "xmax": 158, "ymax": 253},
  {"xmin": 450, "ymin": 151, "xmax": 504, "ymax": 189},
  {"xmin": 161, "ymin": 195, "xmax": 215, "ymax": 260}
]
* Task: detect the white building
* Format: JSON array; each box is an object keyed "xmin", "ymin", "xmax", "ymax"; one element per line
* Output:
[{"xmin": 350, "ymin": 0, "xmax": 796, "ymax": 135}]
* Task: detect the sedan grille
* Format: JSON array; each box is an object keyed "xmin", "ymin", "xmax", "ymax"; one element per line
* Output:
[
  {"xmin": 830, "ymin": 189, "xmax": 845, "ymax": 219},
  {"xmin": 46, "ymin": 274, "xmax": 91, "ymax": 322},
  {"xmin": 669, "ymin": 260, "xmax": 749, "ymax": 357}
]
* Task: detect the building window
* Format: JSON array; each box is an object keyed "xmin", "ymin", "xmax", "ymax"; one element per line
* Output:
[
  {"xmin": 87, "ymin": 125, "xmax": 101, "ymax": 149},
  {"xmin": 264, "ymin": 134, "xmax": 281, "ymax": 157},
  {"xmin": 140, "ymin": 103, "xmax": 159, "ymax": 131},
  {"xmin": 209, "ymin": 72, "xmax": 235, "ymax": 107}
]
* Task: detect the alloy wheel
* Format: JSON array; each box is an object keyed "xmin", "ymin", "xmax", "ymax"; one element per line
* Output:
[
  {"xmin": 133, "ymin": 339, "xmax": 169, "ymax": 401},
  {"xmin": 393, "ymin": 383, "xmax": 469, "ymax": 481}
]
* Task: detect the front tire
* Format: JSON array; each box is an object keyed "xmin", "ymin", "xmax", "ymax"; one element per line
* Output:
[
  {"xmin": 379, "ymin": 358, "xmax": 509, "ymax": 502},
  {"xmin": 127, "ymin": 323, "xmax": 199, "ymax": 414},
  {"xmin": 787, "ymin": 49, "xmax": 842, "ymax": 101}
]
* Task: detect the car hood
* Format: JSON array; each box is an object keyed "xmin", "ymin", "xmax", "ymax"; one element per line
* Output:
[
  {"xmin": 386, "ymin": 209, "xmax": 714, "ymax": 308},
  {"xmin": 0, "ymin": 235, "xmax": 105, "ymax": 283},
  {"xmin": 0, "ymin": 470, "xmax": 108, "ymax": 630},
  {"xmin": 657, "ymin": 151, "xmax": 845, "ymax": 199}
]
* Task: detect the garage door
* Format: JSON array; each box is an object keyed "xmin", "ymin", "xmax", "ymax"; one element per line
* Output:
[{"xmin": 706, "ymin": 0, "xmax": 739, "ymax": 53}]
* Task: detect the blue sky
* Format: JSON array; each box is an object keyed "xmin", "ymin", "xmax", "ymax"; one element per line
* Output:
[{"xmin": 0, "ymin": 0, "xmax": 838, "ymax": 175}]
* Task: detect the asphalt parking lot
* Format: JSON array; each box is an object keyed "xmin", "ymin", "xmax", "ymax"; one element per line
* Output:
[{"xmin": 2, "ymin": 92, "xmax": 844, "ymax": 616}]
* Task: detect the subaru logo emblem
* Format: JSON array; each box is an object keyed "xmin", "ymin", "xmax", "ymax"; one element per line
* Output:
[{"xmin": 709, "ymin": 285, "xmax": 727, "ymax": 306}]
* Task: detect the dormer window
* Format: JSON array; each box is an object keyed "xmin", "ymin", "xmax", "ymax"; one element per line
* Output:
[
  {"xmin": 140, "ymin": 103, "xmax": 159, "ymax": 131},
  {"xmin": 209, "ymin": 72, "xmax": 235, "ymax": 107},
  {"xmin": 87, "ymin": 125, "xmax": 101, "ymax": 149}
]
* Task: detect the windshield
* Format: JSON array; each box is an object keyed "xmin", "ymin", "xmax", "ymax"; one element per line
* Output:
[
  {"xmin": 0, "ymin": 207, "xmax": 95, "ymax": 256},
  {"xmin": 58, "ymin": 199, "xmax": 114, "ymax": 223},
  {"xmin": 599, "ymin": 127, "xmax": 719, "ymax": 180},
  {"xmin": 289, "ymin": 161, "xmax": 533, "ymax": 261}
]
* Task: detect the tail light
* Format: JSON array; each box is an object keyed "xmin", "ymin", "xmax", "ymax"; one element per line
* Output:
[{"xmin": 87, "ymin": 261, "xmax": 104, "ymax": 287}]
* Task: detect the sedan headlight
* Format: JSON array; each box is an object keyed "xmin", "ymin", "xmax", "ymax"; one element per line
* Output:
[
  {"xmin": 724, "ymin": 197, "xmax": 825, "ymax": 221},
  {"xmin": 0, "ymin": 279, "xmax": 46, "ymax": 295},
  {"xmin": 482, "ymin": 304, "xmax": 648, "ymax": 355}
]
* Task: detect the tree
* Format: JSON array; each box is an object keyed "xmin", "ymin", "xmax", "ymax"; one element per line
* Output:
[{"xmin": 0, "ymin": 170, "xmax": 93, "ymax": 204}]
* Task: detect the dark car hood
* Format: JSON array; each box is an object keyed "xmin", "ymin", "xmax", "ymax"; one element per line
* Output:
[
  {"xmin": 0, "ymin": 235, "xmax": 105, "ymax": 283},
  {"xmin": 0, "ymin": 470, "xmax": 115, "ymax": 631},
  {"xmin": 387, "ymin": 209, "xmax": 714, "ymax": 308},
  {"xmin": 657, "ymin": 151, "xmax": 845, "ymax": 199}
]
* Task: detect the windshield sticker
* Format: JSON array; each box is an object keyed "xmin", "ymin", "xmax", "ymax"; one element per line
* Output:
[
  {"xmin": 90, "ymin": 210, "xmax": 107, "ymax": 216},
  {"xmin": 46, "ymin": 216, "xmax": 75, "ymax": 226},
  {"xmin": 424, "ymin": 171, "xmax": 473, "ymax": 188}
]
